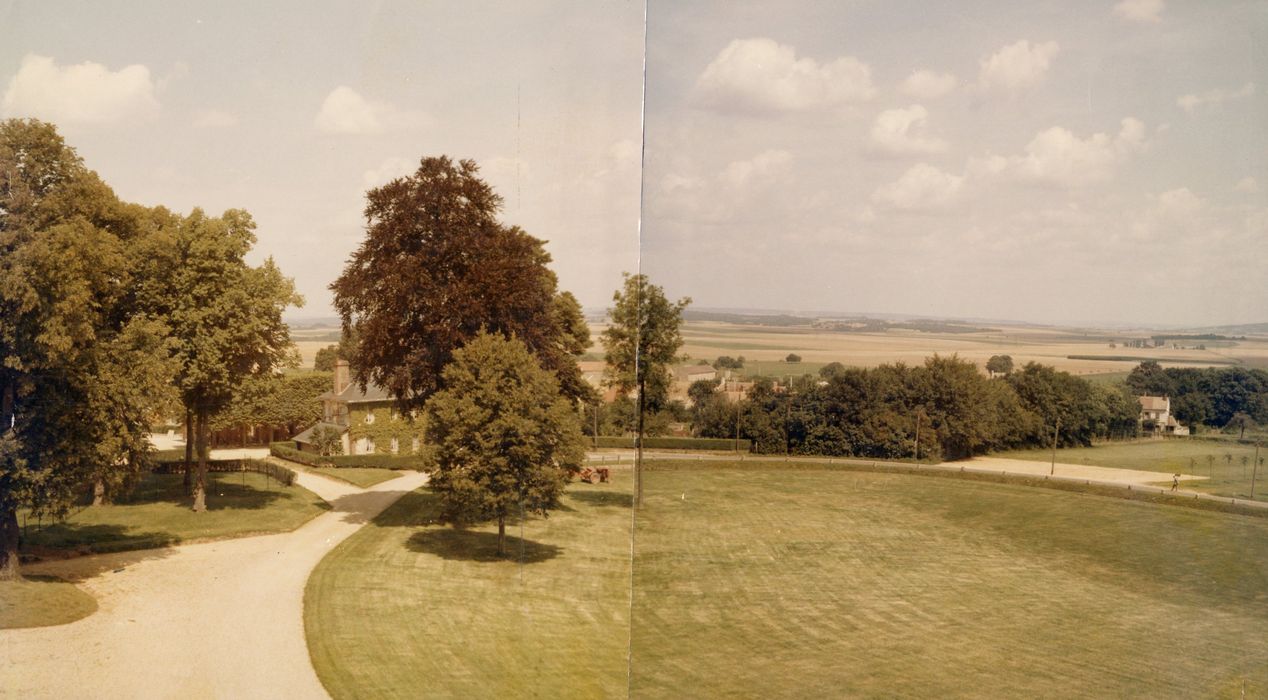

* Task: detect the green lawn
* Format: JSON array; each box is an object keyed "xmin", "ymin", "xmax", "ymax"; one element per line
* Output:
[
  {"xmin": 631, "ymin": 462, "xmax": 1268, "ymax": 698},
  {"xmin": 0, "ymin": 576, "xmax": 97, "ymax": 629},
  {"xmin": 305, "ymin": 473, "xmax": 633, "ymax": 699},
  {"xmin": 996, "ymin": 439, "xmax": 1267, "ymax": 502},
  {"xmin": 21, "ymin": 471, "xmax": 329, "ymax": 554},
  {"xmin": 312, "ymin": 467, "xmax": 403, "ymax": 488},
  {"xmin": 304, "ymin": 460, "xmax": 1268, "ymax": 698}
]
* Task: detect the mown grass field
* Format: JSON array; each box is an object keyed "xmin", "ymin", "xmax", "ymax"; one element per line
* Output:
[
  {"xmin": 305, "ymin": 473, "xmax": 634, "ymax": 699},
  {"xmin": 996, "ymin": 439, "xmax": 1267, "ymax": 502},
  {"xmin": 305, "ymin": 460, "xmax": 1267, "ymax": 698},
  {"xmin": 0, "ymin": 576, "xmax": 97, "ymax": 630},
  {"xmin": 631, "ymin": 462, "xmax": 1268, "ymax": 698},
  {"xmin": 21, "ymin": 471, "xmax": 329, "ymax": 554}
]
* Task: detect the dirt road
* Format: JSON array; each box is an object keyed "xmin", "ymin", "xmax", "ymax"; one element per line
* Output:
[{"xmin": 0, "ymin": 468, "xmax": 427, "ymax": 699}]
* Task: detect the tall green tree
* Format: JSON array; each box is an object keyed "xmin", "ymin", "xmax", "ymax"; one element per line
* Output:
[
  {"xmin": 602, "ymin": 273, "xmax": 690, "ymax": 504},
  {"xmin": 986, "ymin": 354, "xmax": 1014, "ymax": 377},
  {"xmin": 0, "ymin": 119, "xmax": 176, "ymax": 578},
  {"xmin": 424, "ymin": 331, "xmax": 585, "ymax": 556},
  {"xmin": 330, "ymin": 156, "xmax": 592, "ymax": 413},
  {"xmin": 133, "ymin": 208, "xmax": 301, "ymax": 511}
]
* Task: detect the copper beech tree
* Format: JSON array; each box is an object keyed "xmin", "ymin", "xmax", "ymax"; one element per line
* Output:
[{"xmin": 330, "ymin": 156, "xmax": 592, "ymax": 413}]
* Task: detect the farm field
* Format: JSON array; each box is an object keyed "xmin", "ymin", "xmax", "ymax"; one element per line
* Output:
[
  {"xmin": 996, "ymin": 439, "xmax": 1267, "ymax": 502},
  {"xmin": 20, "ymin": 471, "xmax": 329, "ymax": 555},
  {"xmin": 303, "ymin": 461, "xmax": 1268, "ymax": 698},
  {"xmin": 672, "ymin": 321, "xmax": 1268, "ymax": 377}
]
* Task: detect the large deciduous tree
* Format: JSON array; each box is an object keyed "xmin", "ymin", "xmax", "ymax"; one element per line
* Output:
[
  {"xmin": 0, "ymin": 119, "xmax": 176, "ymax": 578},
  {"xmin": 132, "ymin": 208, "xmax": 301, "ymax": 511},
  {"xmin": 601, "ymin": 273, "xmax": 690, "ymax": 504},
  {"xmin": 330, "ymin": 156, "xmax": 592, "ymax": 413},
  {"xmin": 424, "ymin": 331, "xmax": 585, "ymax": 556}
]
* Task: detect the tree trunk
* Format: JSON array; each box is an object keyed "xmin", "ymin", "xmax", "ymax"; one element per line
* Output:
[
  {"xmin": 497, "ymin": 515, "xmax": 506, "ymax": 557},
  {"xmin": 183, "ymin": 407, "xmax": 194, "ymax": 495},
  {"xmin": 192, "ymin": 409, "xmax": 208, "ymax": 512},
  {"xmin": 0, "ymin": 506, "xmax": 19, "ymax": 581},
  {"xmin": 92, "ymin": 479, "xmax": 105, "ymax": 507}
]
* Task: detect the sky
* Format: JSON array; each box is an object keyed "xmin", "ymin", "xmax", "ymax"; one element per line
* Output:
[
  {"xmin": 0, "ymin": 0, "xmax": 644, "ymax": 320},
  {"xmin": 641, "ymin": 0, "xmax": 1268, "ymax": 327},
  {"xmin": 2, "ymin": 1, "xmax": 1266, "ymax": 328}
]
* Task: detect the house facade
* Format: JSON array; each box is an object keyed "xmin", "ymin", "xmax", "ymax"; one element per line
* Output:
[
  {"xmin": 291, "ymin": 360, "xmax": 426, "ymax": 455},
  {"xmin": 1138, "ymin": 395, "xmax": 1189, "ymax": 436}
]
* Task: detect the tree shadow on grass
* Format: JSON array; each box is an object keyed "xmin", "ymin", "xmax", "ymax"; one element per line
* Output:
[
  {"xmin": 568, "ymin": 489, "xmax": 634, "ymax": 509},
  {"xmin": 20, "ymin": 529, "xmax": 177, "ymax": 582},
  {"xmin": 369, "ymin": 490, "xmax": 444, "ymax": 527},
  {"xmin": 406, "ymin": 527, "xmax": 562, "ymax": 564}
]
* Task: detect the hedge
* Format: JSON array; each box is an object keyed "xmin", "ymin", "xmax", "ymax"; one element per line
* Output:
[
  {"xmin": 269, "ymin": 441, "xmax": 430, "ymax": 471},
  {"xmin": 588, "ymin": 436, "xmax": 751, "ymax": 451}
]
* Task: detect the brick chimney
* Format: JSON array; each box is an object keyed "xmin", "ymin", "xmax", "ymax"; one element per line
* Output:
[{"xmin": 334, "ymin": 359, "xmax": 350, "ymax": 395}]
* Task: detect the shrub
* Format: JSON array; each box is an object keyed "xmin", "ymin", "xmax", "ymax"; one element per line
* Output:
[
  {"xmin": 269, "ymin": 441, "xmax": 431, "ymax": 471},
  {"xmin": 588, "ymin": 436, "xmax": 751, "ymax": 451}
]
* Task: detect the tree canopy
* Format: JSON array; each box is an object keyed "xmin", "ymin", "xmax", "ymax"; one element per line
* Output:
[
  {"xmin": 0, "ymin": 119, "xmax": 178, "ymax": 578},
  {"xmin": 330, "ymin": 156, "xmax": 592, "ymax": 413},
  {"xmin": 424, "ymin": 331, "xmax": 585, "ymax": 556}
]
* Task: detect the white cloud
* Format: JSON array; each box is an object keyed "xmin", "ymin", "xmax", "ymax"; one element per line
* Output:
[
  {"xmin": 1129, "ymin": 187, "xmax": 1208, "ymax": 243},
  {"xmin": 1235, "ymin": 176, "xmax": 1259, "ymax": 194},
  {"xmin": 192, "ymin": 109, "xmax": 239, "ymax": 128},
  {"xmin": 870, "ymin": 105, "xmax": 948, "ymax": 155},
  {"xmin": 720, "ymin": 149, "xmax": 793, "ymax": 187},
  {"xmin": 872, "ymin": 163, "xmax": 964, "ymax": 210},
  {"xmin": 361, "ymin": 156, "xmax": 416, "ymax": 189},
  {"xmin": 695, "ymin": 38, "xmax": 875, "ymax": 112},
  {"xmin": 1114, "ymin": 0, "xmax": 1165, "ymax": 23},
  {"xmin": 977, "ymin": 40, "xmax": 1060, "ymax": 91},
  {"xmin": 1177, "ymin": 82, "xmax": 1255, "ymax": 113},
  {"xmin": 314, "ymin": 86, "xmax": 429, "ymax": 134},
  {"xmin": 1013, "ymin": 117, "xmax": 1146, "ymax": 186},
  {"xmin": 899, "ymin": 70, "xmax": 957, "ymax": 99},
  {"xmin": 1, "ymin": 53, "xmax": 159, "ymax": 125}
]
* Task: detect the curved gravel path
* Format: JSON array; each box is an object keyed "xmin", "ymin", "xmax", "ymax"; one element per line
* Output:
[{"xmin": 0, "ymin": 467, "xmax": 427, "ymax": 699}]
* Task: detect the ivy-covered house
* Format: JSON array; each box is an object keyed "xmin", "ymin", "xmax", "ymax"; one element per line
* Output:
[{"xmin": 291, "ymin": 360, "xmax": 426, "ymax": 455}]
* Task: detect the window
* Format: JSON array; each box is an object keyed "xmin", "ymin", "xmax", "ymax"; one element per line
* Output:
[
  {"xmin": 390, "ymin": 438, "xmax": 399, "ymax": 455},
  {"xmin": 365, "ymin": 438, "xmax": 376, "ymax": 453},
  {"xmin": 411, "ymin": 437, "xmax": 420, "ymax": 454},
  {"xmin": 364, "ymin": 412, "xmax": 375, "ymax": 425}
]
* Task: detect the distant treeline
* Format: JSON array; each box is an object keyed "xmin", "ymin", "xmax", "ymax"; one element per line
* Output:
[
  {"xmin": 684, "ymin": 310, "xmax": 813, "ymax": 326},
  {"xmin": 1149, "ymin": 334, "xmax": 1244, "ymax": 342},
  {"xmin": 1126, "ymin": 362, "xmax": 1268, "ymax": 428},
  {"xmin": 814, "ymin": 319, "xmax": 997, "ymax": 334},
  {"xmin": 688, "ymin": 356, "xmax": 1141, "ymax": 461}
]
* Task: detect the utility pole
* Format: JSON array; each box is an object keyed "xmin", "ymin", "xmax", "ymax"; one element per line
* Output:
[
  {"xmin": 734, "ymin": 398, "xmax": 740, "ymax": 453},
  {"xmin": 593, "ymin": 401, "xmax": 599, "ymax": 450},
  {"xmin": 1050, "ymin": 416, "xmax": 1061, "ymax": 476},
  {"xmin": 913, "ymin": 412, "xmax": 921, "ymax": 462},
  {"xmin": 1251, "ymin": 442, "xmax": 1261, "ymax": 500}
]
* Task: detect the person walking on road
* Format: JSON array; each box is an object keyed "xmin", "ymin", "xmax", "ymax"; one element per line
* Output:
[{"xmin": 1172, "ymin": 473, "xmax": 1180, "ymax": 492}]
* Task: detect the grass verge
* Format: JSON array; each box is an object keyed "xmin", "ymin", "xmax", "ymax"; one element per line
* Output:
[
  {"xmin": 0, "ymin": 575, "xmax": 97, "ymax": 629},
  {"xmin": 20, "ymin": 471, "xmax": 329, "ymax": 555},
  {"xmin": 310, "ymin": 467, "xmax": 402, "ymax": 489}
]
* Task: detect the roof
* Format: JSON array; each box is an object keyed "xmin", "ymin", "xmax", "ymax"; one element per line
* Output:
[
  {"xmin": 317, "ymin": 381, "xmax": 394, "ymax": 404},
  {"xmin": 1138, "ymin": 396, "xmax": 1170, "ymax": 411},
  {"xmin": 292, "ymin": 421, "xmax": 348, "ymax": 444}
]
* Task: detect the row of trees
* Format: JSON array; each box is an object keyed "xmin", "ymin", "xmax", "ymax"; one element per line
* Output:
[
  {"xmin": 1, "ymin": 120, "xmax": 299, "ymax": 579},
  {"xmin": 689, "ymin": 357, "xmax": 1140, "ymax": 461}
]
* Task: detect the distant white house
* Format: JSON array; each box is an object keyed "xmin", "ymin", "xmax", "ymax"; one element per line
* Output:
[{"xmin": 1138, "ymin": 395, "xmax": 1189, "ymax": 436}]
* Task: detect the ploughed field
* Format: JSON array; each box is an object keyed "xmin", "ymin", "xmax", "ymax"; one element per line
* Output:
[{"xmin": 305, "ymin": 462, "xmax": 1268, "ymax": 698}]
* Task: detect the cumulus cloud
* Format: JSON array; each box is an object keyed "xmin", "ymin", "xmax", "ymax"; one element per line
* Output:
[
  {"xmin": 977, "ymin": 40, "xmax": 1060, "ymax": 91},
  {"xmin": 720, "ymin": 149, "xmax": 793, "ymax": 187},
  {"xmin": 1235, "ymin": 176, "xmax": 1259, "ymax": 194},
  {"xmin": 1129, "ymin": 187, "xmax": 1209, "ymax": 243},
  {"xmin": 870, "ymin": 105, "xmax": 947, "ymax": 155},
  {"xmin": 315, "ymin": 86, "xmax": 428, "ymax": 134},
  {"xmin": 1012, "ymin": 117, "xmax": 1146, "ymax": 186},
  {"xmin": 872, "ymin": 163, "xmax": 964, "ymax": 210},
  {"xmin": 1, "ymin": 53, "xmax": 159, "ymax": 125},
  {"xmin": 1113, "ymin": 0, "xmax": 1165, "ymax": 23},
  {"xmin": 192, "ymin": 109, "xmax": 238, "ymax": 128},
  {"xmin": 695, "ymin": 38, "xmax": 875, "ymax": 112},
  {"xmin": 899, "ymin": 70, "xmax": 957, "ymax": 99},
  {"xmin": 1177, "ymin": 82, "xmax": 1255, "ymax": 113}
]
